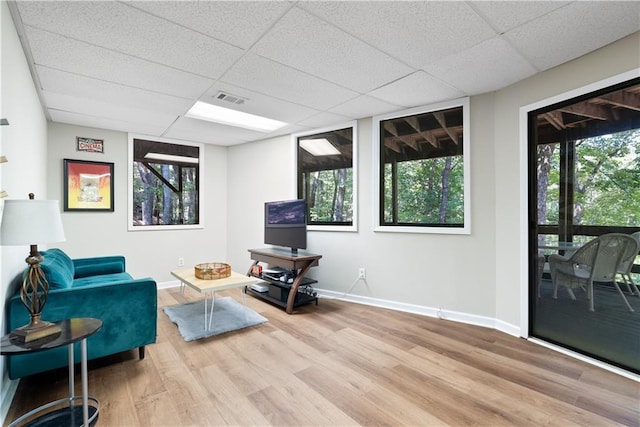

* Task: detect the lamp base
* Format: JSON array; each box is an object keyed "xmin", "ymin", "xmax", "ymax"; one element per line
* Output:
[{"xmin": 10, "ymin": 319, "xmax": 61, "ymax": 343}]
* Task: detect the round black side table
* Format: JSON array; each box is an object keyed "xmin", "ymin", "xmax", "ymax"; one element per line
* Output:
[{"xmin": 1, "ymin": 318, "xmax": 103, "ymax": 427}]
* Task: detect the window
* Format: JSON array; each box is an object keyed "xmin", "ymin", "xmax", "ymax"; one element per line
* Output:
[
  {"xmin": 295, "ymin": 122, "xmax": 357, "ymax": 231},
  {"xmin": 128, "ymin": 135, "xmax": 203, "ymax": 230},
  {"xmin": 374, "ymin": 98, "xmax": 470, "ymax": 234}
]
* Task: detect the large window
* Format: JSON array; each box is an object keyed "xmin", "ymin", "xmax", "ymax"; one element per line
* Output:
[
  {"xmin": 295, "ymin": 122, "xmax": 357, "ymax": 231},
  {"xmin": 374, "ymin": 98, "xmax": 470, "ymax": 234},
  {"xmin": 128, "ymin": 135, "xmax": 203, "ymax": 231}
]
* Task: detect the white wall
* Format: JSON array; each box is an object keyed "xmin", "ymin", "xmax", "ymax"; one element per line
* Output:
[
  {"xmin": 227, "ymin": 32, "xmax": 640, "ymax": 334},
  {"xmin": 45, "ymin": 124, "xmax": 229, "ymax": 283},
  {"xmin": 0, "ymin": 1, "xmax": 49, "ymax": 421},
  {"xmin": 226, "ymin": 96, "xmax": 499, "ymax": 324}
]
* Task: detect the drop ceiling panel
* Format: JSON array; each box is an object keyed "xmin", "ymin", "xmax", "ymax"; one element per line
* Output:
[
  {"xmin": 262, "ymin": 124, "xmax": 311, "ymax": 140},
  {"xmin": 504, "ymin": 2, "xmax": 640, "ymax": 71},
  {"xmin": 125, "ymin": 1, "xmax": 293, "ymax": 49},
  {"xmin": 221, "ymin": 53, "xmax": 359, "ymax": 111},
  {"xmin": 252, "ymin": 7, "xmax": 414, "ymax": 93},
  {"xmin": 368, "ymin": 71, "xmax": 465, "ymax": 108},
  {"xmin": 469, "ymin": 1, "xmax": 571, "ymax": 33},
  {"xmin": 329, "ymin": 95, "xmax": 402, "ymax": 120},
  {"xmin": 200, "ymin": 82, "xmax": 320, "ymax": 125},
  {"xmin": 25, "ymin": 27, "xmax": 214, "ymax": 99},
  {"xmin": 43, "ymin": 92, "xmax": 178, "ymax": 129},
  {"xmin": 296, "ymin": 111, "xmax": 351, "ymax": 130},
  {"xmin": 424, "ymin": 38, "xmax": 538, "ymax": 95},
  {"xmin": 49, "ymin": 110, "xmax": 168, "ymax": 137},
  {"xmin": 37, "ymin": 66, "xmax": 192, "ymax": 115},
  {"xmin": 16, "ymin": 1, "xmax": 243, "ymax": 79},
  {"xmin": 300, "ymin": 1, "xmax": 497, "ymax": 68}
]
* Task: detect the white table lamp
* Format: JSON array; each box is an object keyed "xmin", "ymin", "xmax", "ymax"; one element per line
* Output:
[{"xmin": 1, "ymin": 193, "xmax": 66, "ymax": 342}]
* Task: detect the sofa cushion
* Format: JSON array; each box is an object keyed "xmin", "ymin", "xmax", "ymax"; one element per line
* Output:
[
  {"xmin": 72, "ymin": 272, "xmax": 133, "ymax": 288},
  {"xmin": 40, "ymin": 248, "xmax": 75, "ymax": 289},
  {"xmin": 74, "ymin": 260, "xmax": 125, "ymax": 278}
]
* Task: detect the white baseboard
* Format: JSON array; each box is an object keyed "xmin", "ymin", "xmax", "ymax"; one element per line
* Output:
[
  {"xmin": 494, "ymin": 318, "xmax": 521, "ymax": 337},
  {"xmin": 317, "ymin": 288, "xmax": 519, "ymax": 335},
  {"xmin": 157, "ymin": 279, "xmax": 181, "ymax": 290}
]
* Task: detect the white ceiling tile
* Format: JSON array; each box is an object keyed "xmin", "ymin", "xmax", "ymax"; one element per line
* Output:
[
  {"xmin": 425, "ymin": 37, "xmax": 538, "ymax": 95},
  {"xmin": 17, "ymin": 1, "xmax": 243, "ymax": 79},
  {"xmin": 368, "ymin": 71, "xmax": 464, "ymax": 108},
  {"xmin": 296, "ymin": 111, "xmax": 350, "ymax": 130},
  {"xmin": 199, "ymin": 82, "xmax": 320, "ymax": 125},
  {"xmin": 504, "ymin": 2, "xmax": 640, "ymax": 71},
  {"xmin": 43, "ymin": 91, "xmax": 178, "ymax": 129},
  {"xmin": 329, "ymin": 95, "xmax": 402, "ymax": 120},
  {"xmin": 300, "ymin": 1, "xmax": 496, "ymax": 68},
  {"xmin": 252, "ymin": 7, "xmax": 413, "ymax": 93},
  {"xmin": 25, "ymin": 27, "xmax": 214, "ymax": 99},
  {"xmin": 469, "ymin": 1, "xmax": 570, "ymax": 33},
  {"xmin": 125, "ymin": 1, "xmax": 292, "ymax": 49},
  {"xmin": 37, "ymin": 66, "xmax": 192, "ymax": 115},
  {"xmin": 163, "ymin": 117, "xmax": 260, "ymax": 146},
  {"xmin": 262, "ymin": 124, "xmax": 312, "ymax": 140},
  {"xmin": 49, "ymin": 110, "xmax": 167, "ymax": 137},
  {"xmin": 221, "ymin": 53, "xmax": 359, "ymax": 111}
]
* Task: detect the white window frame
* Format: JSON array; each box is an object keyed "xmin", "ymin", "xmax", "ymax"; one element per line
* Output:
[
  {"xmin": 373, "ymin": 97, "xmax": 470, "ymax": 234},
  {"xmin": 127, "ymin": 133, "xmax": 204, "ymax": 231}
]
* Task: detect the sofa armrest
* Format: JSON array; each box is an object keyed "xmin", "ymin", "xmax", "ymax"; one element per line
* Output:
[{"xmin": 73, "ymin": 256, "xmax": 126, "ymax": 278}]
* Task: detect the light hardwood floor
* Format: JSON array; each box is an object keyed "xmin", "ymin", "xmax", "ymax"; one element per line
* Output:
[{"xmin": 6, "ymin": 287, "xmax": 640, "ymax": 426}]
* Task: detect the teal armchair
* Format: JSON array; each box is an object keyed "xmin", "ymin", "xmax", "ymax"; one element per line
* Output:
[{"xmin": 6, "ymin": 248, "xmax": 157, "ymax": 379}]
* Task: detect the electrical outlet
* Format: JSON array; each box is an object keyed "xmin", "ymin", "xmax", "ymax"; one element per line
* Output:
[
  {"xmin": 358, "ymin": 268, "xmax": 366, "ymax": 279},
  {"xmin": 178, "ymin": 257, "xmax": 185, "ymax": 267}
]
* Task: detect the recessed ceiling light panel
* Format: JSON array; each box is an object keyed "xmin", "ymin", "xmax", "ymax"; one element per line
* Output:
[{"xmin": 185, "ymin": 101, "xmax": 287, "ymax": 132}]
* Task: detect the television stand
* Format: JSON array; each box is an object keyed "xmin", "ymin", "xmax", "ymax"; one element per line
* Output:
[{"xmin": 247, "ymin": 248, "xmax": 322, "ymax": 314}]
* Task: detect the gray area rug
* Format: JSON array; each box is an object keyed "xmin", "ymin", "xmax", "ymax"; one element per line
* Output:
[{"xmin": 163, "ymin": 296, "xmax": 267, "ymax": 341}]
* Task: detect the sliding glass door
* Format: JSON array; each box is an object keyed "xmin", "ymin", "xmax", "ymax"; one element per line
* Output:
[{"xmin": 528, "ymin": 78, "xmax": 640, "ymax": 374}]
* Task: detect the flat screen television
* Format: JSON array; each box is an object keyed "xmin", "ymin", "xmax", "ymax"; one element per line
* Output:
[{"xmin": 264, "ymin": 199, "xmax": 307, "ymax": 255}]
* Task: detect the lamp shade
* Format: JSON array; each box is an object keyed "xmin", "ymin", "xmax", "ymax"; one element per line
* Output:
[{"xmin": 0, "ymin": 199, "xmax": 66, "ymax": 245}]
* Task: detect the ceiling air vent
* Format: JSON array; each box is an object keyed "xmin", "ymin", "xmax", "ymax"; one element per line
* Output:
[{"xmin": 215, "ymin": 91, "xmax": 247, "ymax": 105}]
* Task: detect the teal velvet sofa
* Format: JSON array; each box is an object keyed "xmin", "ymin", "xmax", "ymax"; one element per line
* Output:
[{"xmin": 6, "ymin": 248, "xmax": 157, "ymax": 379}]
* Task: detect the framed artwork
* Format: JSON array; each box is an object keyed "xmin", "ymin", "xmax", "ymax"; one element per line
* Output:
[{"xmin": 63, "ymin": 159, "xmax": 114, "ymax": 211}]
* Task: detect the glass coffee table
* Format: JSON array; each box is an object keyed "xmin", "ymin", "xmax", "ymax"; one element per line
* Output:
[{"xmin": 1, "ymin": 317, "xmax": 102, "ymax": 427}]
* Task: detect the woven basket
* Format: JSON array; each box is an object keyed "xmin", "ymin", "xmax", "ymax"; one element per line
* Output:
[{"xmin": 194, "ymin": 262, "xmax": 231, "ymax": 280}]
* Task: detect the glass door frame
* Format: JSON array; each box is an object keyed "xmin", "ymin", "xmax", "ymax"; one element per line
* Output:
[{"xmin": 521, "ymin": 70, "xmax": 640, "ymax": 376}]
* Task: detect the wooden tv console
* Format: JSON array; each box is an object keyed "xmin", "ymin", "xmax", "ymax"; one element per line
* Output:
[{"xmin": 246, "ymin": 248, "xmax": 322, "ymax": 314}]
